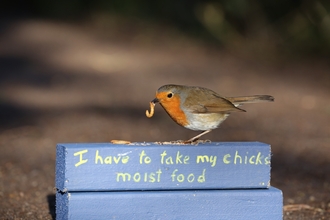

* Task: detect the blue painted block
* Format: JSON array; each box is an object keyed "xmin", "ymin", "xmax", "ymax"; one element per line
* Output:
[
  {"xmin": 56, "ymin": 187, "xmax": 283, "ymax": 220},
  {"xmin": 56, "ymin": 142, "xmax": 271, "ymax": 191}
]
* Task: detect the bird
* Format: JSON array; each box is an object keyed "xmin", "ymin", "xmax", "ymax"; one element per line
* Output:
[{"xmin": 148, "ymin": 84, "xmax": 274, "ymax": 143}]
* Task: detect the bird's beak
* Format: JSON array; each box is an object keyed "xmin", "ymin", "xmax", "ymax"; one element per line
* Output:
[{"xmin": 151, "ymin": 98, "xmax": 159, "ymax": 104}]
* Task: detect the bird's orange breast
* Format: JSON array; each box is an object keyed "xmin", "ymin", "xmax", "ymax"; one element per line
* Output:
[{"xmin": 157, "ymin": 94, "xmax": 189, "ymax": 127}]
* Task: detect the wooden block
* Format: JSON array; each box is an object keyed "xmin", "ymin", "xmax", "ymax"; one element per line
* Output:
[
  {"xmin": 56, "ymin": 142, "xmax": 271, "ymax": 191},
  {"xmin": 56, "ymin": 187, "xmax": 283, "ymax": 220}
]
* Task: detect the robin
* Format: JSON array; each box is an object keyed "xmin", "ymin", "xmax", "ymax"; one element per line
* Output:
[{"xmin": 147, "ymin": 84, "xmax": 274, "ymax": 143}]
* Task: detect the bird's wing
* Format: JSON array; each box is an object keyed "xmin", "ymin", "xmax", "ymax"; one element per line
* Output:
[{"xmin": 184, "ymin": 90, "xmax": 245, "ymax": 114}]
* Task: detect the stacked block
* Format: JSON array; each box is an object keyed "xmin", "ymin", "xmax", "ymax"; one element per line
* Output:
[{"xmin": 56, "ymin": 142, "xmax": 283, "ymax": 219}]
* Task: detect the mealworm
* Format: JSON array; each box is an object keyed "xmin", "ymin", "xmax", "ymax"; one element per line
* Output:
[
  {"xmin": 110, "ymin": 140, "xmax": 131, "ymax": 144},
  {"xmin": 146, "ymin": 102, "xmax": 155, "ymax": 118}
]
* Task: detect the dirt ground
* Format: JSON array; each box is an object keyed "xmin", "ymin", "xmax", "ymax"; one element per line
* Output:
[{"xmin": 0, "ymin": 19, "xmax": 329, "ymax": 219}]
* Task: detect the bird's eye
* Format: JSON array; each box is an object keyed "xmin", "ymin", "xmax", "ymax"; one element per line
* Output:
[{"xmin": 167, "ymin": 92, "xmax": 173, "ymax": 98}]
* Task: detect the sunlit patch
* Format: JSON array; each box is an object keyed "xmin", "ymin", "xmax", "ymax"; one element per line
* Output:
[{"xmin": 301, "ymin": 95, "xmax": 316, "ymax": 110}]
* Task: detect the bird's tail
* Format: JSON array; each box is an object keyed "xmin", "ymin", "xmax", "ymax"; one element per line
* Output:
[{"xmin": 226, "ymin": 95, "xmax": 274, "ymax": 106}]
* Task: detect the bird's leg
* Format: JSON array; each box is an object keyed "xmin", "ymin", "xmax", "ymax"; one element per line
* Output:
[{"xmin": 184, "ymin": 130, "xmax": 212, "ymax": 143}]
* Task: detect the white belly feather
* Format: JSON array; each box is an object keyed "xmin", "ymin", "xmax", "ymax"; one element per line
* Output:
[{"xmin": 184, "ymin": 113, "xmax": 229, "ymax": 131}]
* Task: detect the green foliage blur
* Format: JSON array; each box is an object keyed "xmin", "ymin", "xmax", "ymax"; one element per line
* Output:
[{"xmin": 3, "ymin": 0, "xmax": 330, "ymax": 57}]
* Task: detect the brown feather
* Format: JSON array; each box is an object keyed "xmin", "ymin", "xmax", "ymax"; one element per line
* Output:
[
  {"xmin": 183, "ymin": 87, "xmax": 245, "ymax": 114},
  {"xmin": 226, "ymin": 95, "xmax": 274, "ymax": 105}
]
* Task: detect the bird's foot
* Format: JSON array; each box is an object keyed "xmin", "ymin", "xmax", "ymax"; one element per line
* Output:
[{"xmin": 183, "ymin": 139, "xmax": 211, "ymax": 145}]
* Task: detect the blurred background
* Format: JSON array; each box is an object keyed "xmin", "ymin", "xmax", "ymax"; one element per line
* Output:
[{"xmin": 0, "ymin": 1, "xmax": 329, "ymax": 219}]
